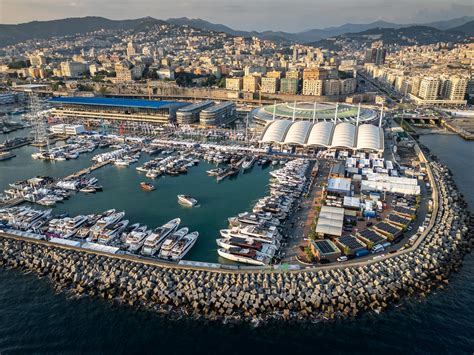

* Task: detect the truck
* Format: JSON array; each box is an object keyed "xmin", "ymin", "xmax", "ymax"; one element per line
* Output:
[{"xmin": 355, "ymin": 249, "xmax": 370, "ymax": 258}]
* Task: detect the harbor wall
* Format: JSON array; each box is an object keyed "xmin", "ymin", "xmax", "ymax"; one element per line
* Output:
[{"xmin": 0, "ymin": 159, "xmax": 472, "ymax": 321}]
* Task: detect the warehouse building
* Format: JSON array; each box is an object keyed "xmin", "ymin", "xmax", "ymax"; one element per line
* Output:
[
  {"xmin": 310, "ymin": 239, "xmax": 341, "ymax": 262},
  {"xmin": 315, "ymin": 206, "xmax": 345, "ymax": 237},
  {"xmin": 49, "ymin": 97, "xmax": 190, "ymax": 124}
]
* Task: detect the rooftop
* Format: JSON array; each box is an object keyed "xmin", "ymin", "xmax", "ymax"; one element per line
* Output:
[{"xmin": 49, "ymin": 97, "xmax": 182, "ymax": 110}]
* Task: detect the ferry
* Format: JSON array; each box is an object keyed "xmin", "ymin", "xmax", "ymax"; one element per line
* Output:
[
  {"xmin": 140, "ymin": 182, "xmax": 155, "ymax": 191},
  {"xmin": 217, "ymin": 247, "xmax": 271, "ymax": 266},
  {"xmin": 177, "ymin": 195, "xmax": 198, "ymax": 207},
  {"xmin": 141, "ymin": 218, "xmax": 181, "ymax": 256},
  {"xmin": 158, "ymin": 227, "xmax": 189, "ymax": 259},
  {"xmin": 169, "ymin": 231, "xmax": 199, "ymax": 261}
]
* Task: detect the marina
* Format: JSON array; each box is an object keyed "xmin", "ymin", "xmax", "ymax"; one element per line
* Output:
[{"xmin": 0, "ymin": 132, "xmax": 273, "ymax": 263}]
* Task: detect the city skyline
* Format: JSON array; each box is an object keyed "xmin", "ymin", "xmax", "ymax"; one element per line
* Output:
[{"xmin": 1, "ymin": 0, "xmax": 473, "ymax": 32}]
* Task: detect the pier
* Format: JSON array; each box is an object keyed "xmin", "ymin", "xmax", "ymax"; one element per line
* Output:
[{"xmin": 64, "ymin": 160, "xmax": 111, "ymax": 180}]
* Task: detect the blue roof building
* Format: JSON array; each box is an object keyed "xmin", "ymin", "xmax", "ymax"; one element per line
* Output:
[{"xmin": 49, "ymin": 96, "xmax": 190, "ymax": 124}]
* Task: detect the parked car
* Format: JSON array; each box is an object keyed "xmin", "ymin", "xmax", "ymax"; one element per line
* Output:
[{"xmin": 337, "ymin": 256, "xmax": 348, "ymax": 262}]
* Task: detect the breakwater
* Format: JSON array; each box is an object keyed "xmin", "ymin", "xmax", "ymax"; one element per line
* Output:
[{"xmin": 0, "ymin": 159, "xmax": 472, "ymax": 322}]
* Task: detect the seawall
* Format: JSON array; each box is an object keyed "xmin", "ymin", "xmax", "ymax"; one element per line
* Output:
[{"xmin": 0, "ymin": 159, "xmax": 472, "ymax": 322}]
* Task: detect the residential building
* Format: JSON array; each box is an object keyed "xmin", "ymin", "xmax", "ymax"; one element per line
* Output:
[
  {"xmin": 302, "ymin": 79, "xmax": 323, "ymax": 96},
  {"xmin": 243, "ymin": 75, "xmax": 261, "ymax": 93},
  {"xmin": 60, "ymin": 61, "xmax": 88, "ymax": 77},
  {"xmin": 260, "ymin": 77, "xmax": 280, "ymax": 94},
  {"xmin": 280, "ymin": 78, "xmax": 299, "ymax": 94},
  {"xmin": 226, "ymin": 77, "xmax": 243, "ymax": 91}
]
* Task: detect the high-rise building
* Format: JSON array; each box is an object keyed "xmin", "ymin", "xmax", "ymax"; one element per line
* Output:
[
  {"xmin": 127, "ymin": 41, "xmax": 137, "ymax": 57},
  {"xmin": 364, "ymin": 47, "xmax": 387, "ymax": 65},
  {"xmin": 280, "ymin": 78, "xmax": 299, "ymax": 94},
  {"xmin": 443, "ymin": 77, "xmax": 468, "ymax": 101},
  {"xmin": 260, "ymin": 77, "xmax": 280, "ymax": 94},
  {"xmin": 243, "ymin": 75, "xmax": 261, "ymax": 93},
  {"xmin": 302, "ymin": 79, "xmax": 323, "ymax": 96},
  {"xmin": 323, "ymin": 79, "xmax": 341, "ymax": 96},
  {"xmin": 418, "ymin": 77, "xmax": 440, "ymax": 100}
]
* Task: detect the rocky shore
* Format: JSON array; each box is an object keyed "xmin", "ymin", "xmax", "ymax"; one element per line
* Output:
[{"xmin": 0, "ymin": 160, "xmax": 472, "ymax": 322}]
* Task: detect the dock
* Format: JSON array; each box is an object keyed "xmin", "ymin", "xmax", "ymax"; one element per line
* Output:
[{"xmin": 64, "ymin": 160, "xmax": 111, "ymax": 180}]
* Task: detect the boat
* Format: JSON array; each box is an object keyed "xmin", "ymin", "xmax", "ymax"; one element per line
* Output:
[
  {"xmin": 88, "ymin": 211, "xmax": 124, "ymax": 241},
  {"xmin": 80, "ymin": 186, "xmax": 96, "ymax": 193},
  {"xmin": 158, "ymin": 227, "xmax": 189, "ymax": 259},
  {"xmin": 146, "ymin": 170, "xmax": 158, "ymax": 179},
  {"xmin": 169, "ymin": 231, "xmax": 199, "ymax": 261},
  {"xmin": 114, "ymin": 160, "xmax": 130, "ymax": 167},
  {"xmin": 98, "ymin": 220, "xmax": 129, "ymax": 244},
  {"xmin": 217, "ymin": 247, "xmax": 271, "ymax": 266},
  {"xmin": 177, "ymin": 195, "xmax": 198, "ymax": 207},
  {"xmin": 141, "ymin": 218, "xmax": 181, "ymax": 256},
  {"xmin": 242, "ymin": 156, "xmax": 256, "ymax": 171},
  {"xmin": 125, "ymin": 227, "xmax": 150, "ymax": 252},
  {"xmin": 140, "ymin": 182, "xmax": 155, "ymax": 191},
  {"xmin": 0, "ymin": 151, "xmax": 16, "ymax": 161},
  {"xmin": 216, "ymin": 237, "xmax": 277, "ymax": 257}
]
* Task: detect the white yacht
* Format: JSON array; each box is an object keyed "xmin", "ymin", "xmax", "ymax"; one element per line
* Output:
[
  {"xmin": 169, "ymin": 231, "xmax": 199, "ymax": 261},
  {"xmin": 88, "ymin": 211, "xmax": 124, "ymax": 241},
  {"xmin": 217, "ymin": 247, "xmax": 271, "ymax": 266},
  {"xmin": 158, "ymin": 227, "xmax": 189, "ymax": 259},
  {"xmin": 177, "ymin": 195, "xmax": 198, "ymax": 207},
  {"xmin": 216, "ymin": 237, "xmax": 277, "ymax": 257},
  {"xmin": 97, "ymin": 220, "xmax": 129, "ymax": 245},
  {"xmin": 125, "ymin": 227, "xmax": 151, "ymax": 252},
  {"xmin": 141, "ymin": 218, "xmax": 181, "ymax": 256}
]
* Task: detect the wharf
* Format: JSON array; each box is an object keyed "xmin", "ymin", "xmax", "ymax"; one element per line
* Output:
[{"xmin": 64, "ymin": 160, "xmax": 111, "ymax": 180}]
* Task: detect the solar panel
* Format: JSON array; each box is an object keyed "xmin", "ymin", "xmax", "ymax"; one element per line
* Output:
[
  {"xmin": 316, "ymin": 240, "xmax": 337, "ymax": 254},
  {"xmin": 338, "ymin": 235, "xmax": 364, "ymax": 250},
  {"xmin": 359, "ymin": 229, "xmax": 385, "ymax": 244},
  {"xmin": 375, "ymin": 222, "xmax": 401, "ymax": 235},
  {"xmin": 387, "ymin": 214, "xmax": 411, "ymax": 226}
]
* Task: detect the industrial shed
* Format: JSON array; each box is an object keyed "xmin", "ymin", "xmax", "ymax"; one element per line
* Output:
[{"xmin": 315, "ymin": 206, "xmax": 345, "ymax": 237}]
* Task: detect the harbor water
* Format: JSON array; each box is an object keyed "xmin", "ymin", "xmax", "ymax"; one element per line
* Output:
[{"xmin": 0, "ymin": 132, "xmax": 473, "ymax": 353}]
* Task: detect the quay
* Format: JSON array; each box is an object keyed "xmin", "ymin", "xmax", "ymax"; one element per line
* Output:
[{"xmin": 64, "ymin": 160, "xmax": 111, "ymax": 180}]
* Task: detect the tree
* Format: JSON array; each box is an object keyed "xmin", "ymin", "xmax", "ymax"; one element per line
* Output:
[
  {"xmin": 304, "ymin": 247, "xmax": 314, "ymax": 262},
  {"xmin": 8, "ymin": 61, "xmax": 27, "ymax": 69},
  {"xmin": 343, "ymin": 246, "xmax": 351, "ymax": 256}
]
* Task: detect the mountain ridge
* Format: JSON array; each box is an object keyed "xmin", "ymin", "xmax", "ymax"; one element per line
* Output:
[{"xmin": 1, "ymin": 16, "xmax": 473, "ymax": 48}]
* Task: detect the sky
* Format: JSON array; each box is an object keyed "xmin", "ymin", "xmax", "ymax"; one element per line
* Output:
[{"xmin": 1, "ymin": 0, "xmax": 473, "ymax": 32}]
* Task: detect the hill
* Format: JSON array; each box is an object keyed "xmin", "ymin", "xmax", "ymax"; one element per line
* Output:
[
  {"xmin": 309, "ymin": 25, "xmax": 471, "ymax": 51},
  {"xmin": 0, "ymin": 16, "xmax": 166, "ymax": 47},
  {"xmin": 449, "ymin": 20, "xmax": 474, "ymax": 36}
]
